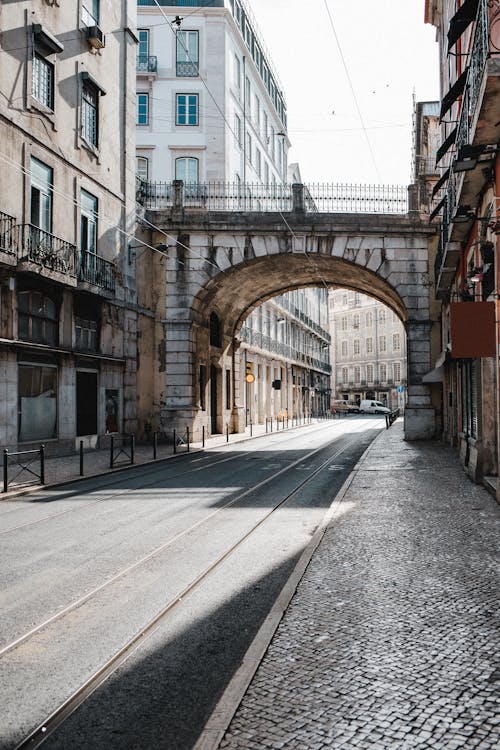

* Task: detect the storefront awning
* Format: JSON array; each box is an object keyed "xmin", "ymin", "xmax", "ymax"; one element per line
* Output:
[
  {"xmin": 435, "ymin": 127, "xmax": 457, "ymax": 165},
  {"xmin": 447, "ymin": 0, "xmax": 480, "ymax": 51},
  {"xmin": 440, "ymin": 70, "xmax": 468, "ymax": 120},
  {"xmin": 422, "ymin": 365, "xmax": 445, "ymax": 383}
]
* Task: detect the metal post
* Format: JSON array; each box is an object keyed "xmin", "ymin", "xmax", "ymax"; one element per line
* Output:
[
  {"xmin": 202, "ymin": 425, "xmax": 205, "ymax": 448},
  {"xmin": 265, "ymin": 418, "xmax": 268, "ymax": 434},
  {"xmin": 110, "ymin": 436, "xmax": 114, "ymax": 468},
  {"xmin": 173, "ymin": 429, "xmax": 177, "ymax": 454},
  {"xmin": 80, "ymin": 440, "xmax": 84, "ymax": 476},
  {"xmin": 250, "ymin": 420, "xmax": 253, "ymax": 437},
  {"xmin": 3, "ymin": 449, "xmax": 8, "ymax": 493},
  {"xmin": 40, "ymin": 445, "xmax": 45, "ymax": 485},
  {"xmin": 226, "ymin": 425, "xmax": 229, "ymax": 443},
  {"xmin": 276, "ymin": 417, "xmax": 279, "ymax": 431},
  {"xmin": 131, "ymin": 435, "xmax": 135, "ymax": 464},
  {"xmin": 187, "ymin": 427, "xmax": 190, "ymax": 453},
  {"xmin": 153, "ymin": 431, "xmax": 157, "ymax": 460}
]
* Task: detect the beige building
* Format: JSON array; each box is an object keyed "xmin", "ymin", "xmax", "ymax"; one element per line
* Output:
[
  {"xmin": 0, "ymin": 1, "xmax": 138, "ymax": 455},
  {"xmin": 329, "ymin": 290, "xmax": 407, "ymax": 410}
]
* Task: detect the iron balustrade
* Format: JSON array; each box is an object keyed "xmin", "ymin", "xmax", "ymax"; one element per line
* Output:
[
  {"xmin": 240, "ymin": 326, "xmax": 331, "ymax": 374},
  {"xmin": 15, "ymin": 224, "xmax": 76, "ymax": 275},
  {"xmin": 137, "ymin": 181, "xmax": 408, "ymax": 214},
  {"xmin": 176, "ymin": 61, "xmax": 199, "ymax": 77},
  {"xmin": 136, "ymin": 55, "xmax": 157, "ymax": 73},
  {"xmin": 77, "ymin": 249, "xmax": 116, "ymax": 293},
  {"xmin": 0, "ymin": 211, "xmax": 16, "ymax": 254}
]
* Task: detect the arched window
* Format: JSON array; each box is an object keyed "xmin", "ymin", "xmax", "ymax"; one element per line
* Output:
[
  {"xmin": 175, "ymin": 157, "xmax": 199, "ymax": 184},
  {"xmin": 18, "ymin": 290, "xmax": 58, "ymax": 345},
  {"xmin": 136, "ymin": 156, "xmax": 149, "ymax": 182},
  {"xmin": 209, "ymin": 311, "xmax": 222, "ymax": 347}
]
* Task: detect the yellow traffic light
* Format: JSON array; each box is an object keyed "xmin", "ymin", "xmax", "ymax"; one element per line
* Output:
[{"xmin": 245, "ymin": 361, "xmax": 255, "ymax": 383}]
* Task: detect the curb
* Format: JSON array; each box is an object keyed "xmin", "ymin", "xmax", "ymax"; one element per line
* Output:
[{"xmin": 193, "ymin": 423, "xmax": 387, "ymax": 750}]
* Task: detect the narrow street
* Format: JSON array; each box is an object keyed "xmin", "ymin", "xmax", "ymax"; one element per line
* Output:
[{"xmin": 0, "ymin": 418, "xmax": 383, "ymax": 750}]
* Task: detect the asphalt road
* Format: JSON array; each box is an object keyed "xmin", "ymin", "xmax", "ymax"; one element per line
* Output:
[{"xmin": 0, "ymin": 417, "xmax": 384, "ymax": 750}]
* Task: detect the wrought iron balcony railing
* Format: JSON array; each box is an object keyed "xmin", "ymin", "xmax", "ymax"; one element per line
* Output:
[
  {"xmin": 176, "ymin": 60, "xmax": 199, "ymax": 77},
  {"xmin": 15, "ymin": 224, "xmax": 76, "ymax": 276},
  {"xmin": 0, "ymin": 211, "xmax": 16, "ymax": 254},
  {"xmin": 77, "ymin": 249, "xmax": 116, "ymax": 293},
  {"xmin": 136, "ymin": 55, "xmax": 157, "ymax": 73}
]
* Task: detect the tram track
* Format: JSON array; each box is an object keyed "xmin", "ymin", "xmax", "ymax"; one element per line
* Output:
[
  {"xmin": 0, "ymin": 420, "xmax": 344, "ymax": 535},
  {"xmin": 11, "ymin": 427, "xmax": 375, "ymax": 750},
  {"xmin": 0, "ymin": 423, "xmax": 367, "ymax": 660}
]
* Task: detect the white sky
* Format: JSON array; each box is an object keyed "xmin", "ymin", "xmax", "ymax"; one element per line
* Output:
[{"xmin": 250, "ymin": 0, "xmax": 440, "ymax": 186}]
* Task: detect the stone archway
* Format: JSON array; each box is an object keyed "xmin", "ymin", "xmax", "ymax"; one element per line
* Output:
[{"xmin": 145, "ymin": 210, "xmax": 438, "ymax": 440}]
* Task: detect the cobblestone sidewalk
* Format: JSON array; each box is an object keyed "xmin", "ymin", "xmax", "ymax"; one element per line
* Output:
[{"xmin": 216, "ymin": 423, "xmax": 500, "ymax": 750}]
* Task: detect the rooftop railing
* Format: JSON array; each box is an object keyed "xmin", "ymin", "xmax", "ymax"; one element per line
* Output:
[{"xmin": 138, "ymin": 180, "xmax": 409, "ymax": 215}]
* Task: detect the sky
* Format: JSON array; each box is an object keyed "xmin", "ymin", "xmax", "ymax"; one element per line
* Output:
[{"xmin": 249, "ymin": 0, "xmax": 440, "ymax": 186}]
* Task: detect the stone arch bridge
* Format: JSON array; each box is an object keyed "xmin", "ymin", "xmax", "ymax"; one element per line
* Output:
[{"xmin": 138, "ymin": 187, "xmax": 439, "ymax": 441}]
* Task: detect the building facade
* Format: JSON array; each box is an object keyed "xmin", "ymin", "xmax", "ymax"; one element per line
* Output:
[
  {"xmin": 240, "ymin": 289, "xmax": 331, "ymax": 424},
  {"xmin": 425, "ymin": 0, "xmax": 500, "ymax": 489},
  {"xmin": 329, "ymin": 291, "xmax": 407, "ymax": 410},
  {"xmin": 135, "ymin": 0, "xmax": 289, "ymax": 186},
  {"xmin": 0, "ymin": 1, "xmax": 138, "ymax": 455}
]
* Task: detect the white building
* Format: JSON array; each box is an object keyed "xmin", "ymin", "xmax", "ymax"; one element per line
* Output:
[
  {"xmin": 329, "ymin": 291, "xmax": 407, "ymax": 411},
  {"xmin": 135, "ymin": 0, "xmax": 289, "ymax": 186}
]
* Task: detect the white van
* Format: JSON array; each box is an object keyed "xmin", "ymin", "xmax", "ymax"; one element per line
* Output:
[{"xmin": 359, "ymin": 399, "xmax": 390, "ymax": 414}]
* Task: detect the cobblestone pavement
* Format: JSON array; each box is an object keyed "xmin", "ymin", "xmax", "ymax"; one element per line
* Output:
[{"xmin": 218, "ymin": 423, "xmax": 500, "ymax": 750}]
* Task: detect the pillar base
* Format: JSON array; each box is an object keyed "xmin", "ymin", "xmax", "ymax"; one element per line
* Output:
[{"xmin": 404, "ymin": 407, "xmax": 437, "ymax": 440}]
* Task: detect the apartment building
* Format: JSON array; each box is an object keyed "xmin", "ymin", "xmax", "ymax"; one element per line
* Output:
[
  {"xmin": 329, "ymin": 290, "xmax": 407, "ymax": 411},
  {"xmin": 0, "ymin": 1, "xmax": 138, "ymax": 455},
  {"xmin": 135, "ymin": 0, "xmax": 289, "ymax": 186},
  {"xmin": 426, "ymin": 0, "xmax": 500, "ymax": 488}
]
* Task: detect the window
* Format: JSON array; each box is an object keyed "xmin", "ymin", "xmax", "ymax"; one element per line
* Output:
[
  {"xmin": 342, "ymin": 367, "xmax": 348, "ymax": 383},
  {"xmin": 353, "ymin": 313, "xmax": 360, "ymax": 328},
  {"xmin": 245, "ymin": 77, "xmax": 251, "ymax": 112},
  {"xmin": 380, "ymin": 364, "xmax": 387, "ymax": 381},
  {"xmin": 394, "ymin": 362, "xmax": 401, "ymax": 381},
  {"xmin": 137, "ymin": 93, "xmax": 149, "ymax": 125},
  {"xmin": 136, "ymin": 156, "xmax": 149, "ymax": 181},
  {"xmin": 80, "ymin": 190, "xmax": 97, "ymax": 254},
  {"xmin": 175, "ymin": 157, "xmax": 199, "ymax": 184},
  {"xmin": 379, "ymin": 336, "xmax": 386, "ymax": 352},
  {"xmin": 176, "ymin": 30, "xmax": 199, "ymax": 77},
  {"xmin": 226, "ymin": 368, "xmax": 231, "ymax": 410},
  {"xmin": 367, "ymin": 364, "xmax": 374, "ymax": 382},
  {"xmin": 32, "ymin": 54, "xmax": 54, "ymax": 110},
  {"xmin": 354, "ymin": 366, "xmax": 361, "ymax": 384},
  {"xmin": 341, "ymin": 316, "xmax": 347, "ymax": 331},
  {"xmin": 75, "ymin": 316, "xmax": 98, "ymax": 351},
  {"xmin": 18, "ymin": 364, "xmax": 57, "ymax": 442},
  {"xmin": 365, "ymin": 311, "xmax": 373, "ymax": 327},
  {"xmin": 353, "ymin": 339, "xmax": 360, "ymax": 355},
  {"xmin": 245, "ymin": 131, "xmax": 252, "ymax": 163},
  {"xmin": 82, "ymin": 0, "xmax": 99, "ymax": 26},
  {"xmin": 137, "ymin": 29, "xmax": 150, "ymax": 70},
  {"xmin": 264, "ymin": 161, "xmax": 269, "ymax": 184},
  {"xmin": 255, "ymin": 148, "xmax": 261, "ymax": 178},
  {"xmin": 341, "ymin": 340, "xmax": 348, "ymax": 357},
  {"xmin": 18, "ymin": 291, "xmax": 57, "ymax": 345},
  {"xmin": 30, "ymin": 158, "xmax": 53, "ymax": 233},
  {"xmin": 210, "ymin": 312, "xmax": 222, "ymax": 347},
  {"xmin": 366, "ymin": 337, "xmax": 373, "ymax": 354},
  {"xmin": 378, "ymin": 308, "xmax": 386, "ymax": 323},
  {"xmin": 176, "ymin": 94, "xmax": 199, "ymax": 125},
  {"xmin": 393, "ymin": 333, "xmax": 401, "ymax": 351},
  {"xmin": 234, "ymin": 113, "xmax": 242, "ymax": 146},
  {"xmin": 263, "ymin": 111, "xmax": 268, "ymax": 150},
  {"xmin": 254, "ymin": 95, "xmax": 260, "ymax": 129},
  {"xmin": 234, "ymin": 54, "xmax": 241, "ymax": 93},
  {"xmin": 82, "ymin": 80, "xmax": 99, "ymax": 146}
]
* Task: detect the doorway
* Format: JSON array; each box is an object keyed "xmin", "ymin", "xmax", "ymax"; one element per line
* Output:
[
  {"xmin": 76, "ymin": 371, "xmax": 98, "ymax": 436},
  {"xmin": 210, "ymin": 365, "xmax": 219, "ymax": 433}
]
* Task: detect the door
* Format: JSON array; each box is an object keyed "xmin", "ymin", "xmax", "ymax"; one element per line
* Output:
[
  {"xmin": 210, "ymin": 365, "xmax": 218, "ymax": 434},
  {"xmin": 76, "ymin": 371, "xmax": 98, "ymax": 436}
]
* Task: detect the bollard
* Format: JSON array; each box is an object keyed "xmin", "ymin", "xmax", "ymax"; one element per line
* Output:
[
  {"xmin": 202, "ymin": 425, "xmax": 205, "ymax": 448},
  {"xmin": 3, "ymin": 448, "xmax": 8, "ymax": 493},
  {"xmin": 40, "ymin": 445, "xmax": 45, "ymax": 485},
  {"xmin": 226, "ymin": 425, "xmax": 229, "ymax": 443},
  {"xmin": 80, "ymin": 440, "xmax": 84, "ymax": 476},
  {"xmin": 187, "ymin": 427, "xmax": 190, "ymax": 452},
  {"xmin": 110, "ymin": 436, "xmax": 114, "ymax": 468},
  {"xmin": 153, "ymin": 431, "xmax": 158, "ymax": 460},
  {"xmin": 173, "ymin": 429, "xmax": 177, "ymax": 455},
  {"xmin": 250, "ymin": 421, "xmax": 253, "ymax": 437},
  {"xmin": 131, "ymin": 435, "xmax": 135, "ymax": 464},
  {"xmin": 265, "ymin": 418, "xmax": 268, "ymax": 434}
]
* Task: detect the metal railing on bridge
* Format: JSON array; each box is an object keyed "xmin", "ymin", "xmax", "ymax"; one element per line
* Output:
[{"xmin": 137, "ymin": 180, "xmax": 409, "ymax": 215}]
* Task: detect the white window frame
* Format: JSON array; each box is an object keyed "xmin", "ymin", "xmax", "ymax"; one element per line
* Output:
[
  {"xmin": 137, "ymin": 93, "xmax": 149, "ymax": 125},
  {"xmin": 82, "ymin": 0, "xmax": 99, "ymax": 27},
  {"xmin": 176, "ymin": 93, "xmax": 199, "ymax": 126},
  {"xmin": 32, "ymin": 53, "xmax": 54, "ymax": 110},
  {"xmin": 175, "ymin": 156, "xmax": 199, "ymax": 184},
  {"xmin": 82, "ymin": 80, "xmax": 99, "ymax": 147}
]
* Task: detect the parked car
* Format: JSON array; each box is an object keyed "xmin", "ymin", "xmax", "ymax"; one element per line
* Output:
[
  {"xmin": 359, "ymin": 399, "xmax": 390, "ymax": 414},
  {"xmin": 333, "ymin": 400, "xmax": 360, "ymax": 414}
]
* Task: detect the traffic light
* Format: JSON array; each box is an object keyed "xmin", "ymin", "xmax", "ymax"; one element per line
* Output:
[{"xmin": 245, "ymin": 361, "xmax": 255, "ymax": 383}]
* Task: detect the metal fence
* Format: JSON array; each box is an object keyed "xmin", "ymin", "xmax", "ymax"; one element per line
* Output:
[{"xmin": 137, "ymin": 180, "xmax": 409, "ymax": 215}]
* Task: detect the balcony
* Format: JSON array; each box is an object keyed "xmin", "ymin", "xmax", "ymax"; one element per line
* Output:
[
  {"xmin": 15, "ymin": 224, "xmax": 76, "ymax": 284},
  {"xmin": 77, "ymin": 249, "xmax": 116, "ymax": 295},
  {"xmin": 136, "ymin": 55, "xmax": 157, "ymax": 75},
  {"xmin": 0, "ymin": 211, "xmax": 17, "ymax": 265},
  {"xmin": 176, "ymin": 61, "xmax": 199, "ymax": 77}
]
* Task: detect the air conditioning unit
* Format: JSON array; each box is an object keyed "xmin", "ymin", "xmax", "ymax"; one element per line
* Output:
[{"xmin": 87, "ymin": 25, "xmax": 105, "ymax": 49}]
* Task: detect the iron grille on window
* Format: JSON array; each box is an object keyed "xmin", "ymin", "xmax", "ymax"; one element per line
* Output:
[
  {"xmin": 82, "ymin": 82, "xmax": 98, "ymax": 146},
  {"xmin": 32, "ymin": 54, "xmax": 54, "ymax": 109}
]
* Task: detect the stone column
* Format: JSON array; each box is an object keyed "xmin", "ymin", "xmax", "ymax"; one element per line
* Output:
[
  {"xmin": 164, "ymin": 319, "xmax": 199, "ymax": 436},
  {"xmin": 404, "ymin": 319, "xmax": 437, "ymax": 440}
]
